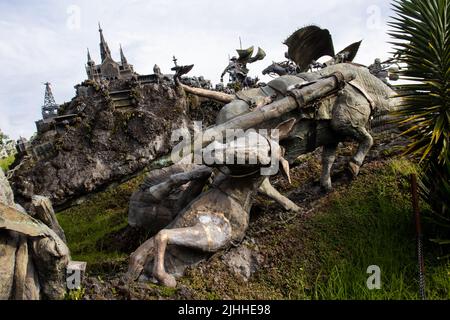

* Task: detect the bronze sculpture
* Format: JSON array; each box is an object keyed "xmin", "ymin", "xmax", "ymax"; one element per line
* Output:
[{"xmin": 126, "ymin": 26, "xmax": 402, "ymax": 287}]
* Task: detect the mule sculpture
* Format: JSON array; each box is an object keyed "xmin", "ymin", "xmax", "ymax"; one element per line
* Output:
[{"xmin": 180, "ymin": 63, "xmax": 401, "ymax": 191}]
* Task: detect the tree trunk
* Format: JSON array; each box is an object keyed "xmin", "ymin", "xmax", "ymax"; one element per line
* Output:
[{"xmin": 180, "ymin": 83, "xmax": 235, "ymax": 104}]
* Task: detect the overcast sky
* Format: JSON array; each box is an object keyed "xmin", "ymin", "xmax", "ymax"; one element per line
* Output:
[{"xmin": 0, "ymin": 0, "xmax": 393, "ymax": 140}]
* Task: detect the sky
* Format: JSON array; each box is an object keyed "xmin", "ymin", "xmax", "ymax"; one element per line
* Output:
[{"xmin": 0, "ymin": 0, "xmax": 394, "ymax": 140}]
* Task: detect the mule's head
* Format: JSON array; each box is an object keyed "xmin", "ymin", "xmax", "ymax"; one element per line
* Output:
[
  {"xmin": 202, "ymin": 118, "xmax": 296, "ymax": 183},
  {"xmin": 262, "ymin": 61, "xmax": 278, "ymax": 75}
]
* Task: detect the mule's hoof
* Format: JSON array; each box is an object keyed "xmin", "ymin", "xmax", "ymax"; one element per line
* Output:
[
  {"xmin": 286, "ymin": 204, "xmax": 301, "ymax": 213},
  {"xmin": 348, "ymin": 162, "xmax": 360, "ymax": 178},
  {"xmin": 320, "ymin": 185, "xmax": 332, "ymax": 194},
  {"xmin": 155, "ymin": 270, "xmax": 177, "ymax": 288},
  {"xmin": 160, "ymin": 274, "xmax": 177, "ymax": 288},
  {"xmin": 320, "ymin": 179, "xmax": 333, "ymax": 193},
  {"xmin": 126, "ymin": 265, "xmax": 143, "ymax": 281}
]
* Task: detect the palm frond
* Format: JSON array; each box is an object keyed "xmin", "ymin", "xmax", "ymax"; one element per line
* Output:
[{"xmin": 390, "ymin": 0, "xmax": 450, "ymax": 221}]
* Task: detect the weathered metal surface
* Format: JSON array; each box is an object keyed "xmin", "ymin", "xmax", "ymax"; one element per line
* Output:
[{"xmin": 31, "ymin": 195, "xmax": 67, "ymax": 243}]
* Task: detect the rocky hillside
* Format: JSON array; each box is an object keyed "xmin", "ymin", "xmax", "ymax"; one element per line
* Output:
[{"xmin": 9, "ymin": 79, "xmax": 220, "ymax": 211}]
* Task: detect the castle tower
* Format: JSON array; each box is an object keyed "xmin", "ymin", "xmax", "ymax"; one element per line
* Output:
[
  {"xmin": 41, "ymin": 82, "xmax": 59, "ymax": 119},
  {"xmin": 120, "ymin": 44, "xmax": 128, "ymax": 66},
  {"xmin": 87, "ymin": 48, "xmax": 95, "ymax": 66},
  {"xmin": 98, "ymin": 23, "xmax": 111, "ymax": 62},
  {"xmin": 85, "ymin": 24, "xmax": 136, "ymax": 81},
  {"xmin": 85, "ymin": 48, "xmax": 99, "ymax": 80}
]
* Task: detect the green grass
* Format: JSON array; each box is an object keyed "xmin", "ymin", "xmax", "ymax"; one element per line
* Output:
[
  {"xmin": 272, "ymin": 158, "xmax": 450, "ymax": 300},
  {"xmin": 0, "ymin": 154, "xmax": 15, "ymax": 171},
  {"xmin": 56, "ymin": 174, "xmax": 146, "ymax": 270},
  {"xmin": 182, "ymin": 158, "xmax": 450, "ymax": 300}
]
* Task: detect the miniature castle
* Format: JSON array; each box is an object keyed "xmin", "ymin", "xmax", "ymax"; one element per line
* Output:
[{"xmin": 86, "ymin": 24, "xmax": 136, "ymax": 82}]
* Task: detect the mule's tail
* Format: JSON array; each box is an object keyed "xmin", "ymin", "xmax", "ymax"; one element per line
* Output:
[{"xmin": 369, "ymin": 89, "xmax": 405, "ymax": 134}]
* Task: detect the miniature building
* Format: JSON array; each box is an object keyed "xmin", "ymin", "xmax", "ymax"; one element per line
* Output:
[
  {"xmin": 36, "ymin": 83, "xmax": 60, "ymax": 133},
  {"xmin": 16, "ymin": 137, "xmax": 30, "ymax": 155},
  {"xmin": 41, "ymin": 82, "xmax": 59, "ymax": 120},
  {"xmin": 86, "ymin": 24, "xmax": 136, "ymax": 82}
]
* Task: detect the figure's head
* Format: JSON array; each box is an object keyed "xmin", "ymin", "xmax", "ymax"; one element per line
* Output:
[{"xmin": 231, "ymin": 56, "xmax": 237, "ymax": 61}]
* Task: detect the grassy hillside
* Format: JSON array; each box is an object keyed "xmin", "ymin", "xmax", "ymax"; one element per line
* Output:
[
  {"xmin": 180, "ymin": 159, "xmax": 449, "ymax": 300},
  {"xmin": 56, "ymin": 174, "xmax": 149, "ymax": 271},
  {"xmin": 56, "ymin": 157, "xmax": 450, "ymax": 300}
]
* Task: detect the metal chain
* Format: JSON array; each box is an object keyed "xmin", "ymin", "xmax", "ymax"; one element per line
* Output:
[{"xmin": 417, "ymin": 235, "xmax": 426, "ymax": 300}]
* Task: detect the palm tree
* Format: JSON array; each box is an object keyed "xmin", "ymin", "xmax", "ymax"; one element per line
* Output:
[{"xmin": 389, "ymin": 0, "xmax": 449, "ymax": 226}]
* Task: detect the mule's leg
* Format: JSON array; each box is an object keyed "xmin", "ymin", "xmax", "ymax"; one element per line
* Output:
[
  {"xmin": 153, "ymin": 219, "xmax": 231, "ymax": 287},
  {"xmin": 331, "ymin": 86, "xmax": 373, "ymax": 178},
  {"xmin": 258, "ymin": 177, "xmax": 300, "ymax": 212},
  {"xmin": 347, "ymin": 127, "xmax": 374, "ymax": 177},
  {"xmin": 320, "ymin": 142, "xmax": 338, "ymax": 191}
]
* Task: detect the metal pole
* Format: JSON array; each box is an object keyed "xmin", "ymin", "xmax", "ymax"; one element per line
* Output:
[{"xmin": 411, "ymin": 173, "xmax": 426, "ymax": 300}]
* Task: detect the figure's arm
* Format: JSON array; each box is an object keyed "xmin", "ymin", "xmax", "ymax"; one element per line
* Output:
[
  {"xmin": 220, "ymin": 66, "xmax": 229, "ymax": 82},
  {"xmin": 148, "ymin": 166, "xmax": 212, "ymax": 201}
]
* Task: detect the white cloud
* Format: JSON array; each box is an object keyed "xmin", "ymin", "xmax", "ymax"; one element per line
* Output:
[{"xmin": 0, "ymin": 0, "xmax": 393, "ymax": 139}]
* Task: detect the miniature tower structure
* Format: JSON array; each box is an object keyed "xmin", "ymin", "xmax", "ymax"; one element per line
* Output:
[{"xmin": 41, "ymin": 82, "xmax": 59, "ymax": 119}]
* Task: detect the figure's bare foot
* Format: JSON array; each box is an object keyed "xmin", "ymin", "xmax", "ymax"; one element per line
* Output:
[{"xmin": 154, "ymin": 269, "xmax": 177, "ymax": 288}]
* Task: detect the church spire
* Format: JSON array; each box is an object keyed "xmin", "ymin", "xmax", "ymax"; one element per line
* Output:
[
  {"xmin": 87, "ymin": 48, "xmax": 95, "ymax": 65},
  {"xmin": 119, "ymin": 44, "xmax": 128, "ymax": 66},
  {"xmin": 98, "ymin": 22, "xmax": 111, "ymax": 62}
]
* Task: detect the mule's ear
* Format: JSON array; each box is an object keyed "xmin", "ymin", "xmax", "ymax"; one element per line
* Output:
[{"xmin": 274, "ymin": 118, "xmax": 296, "ymax": 140}]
